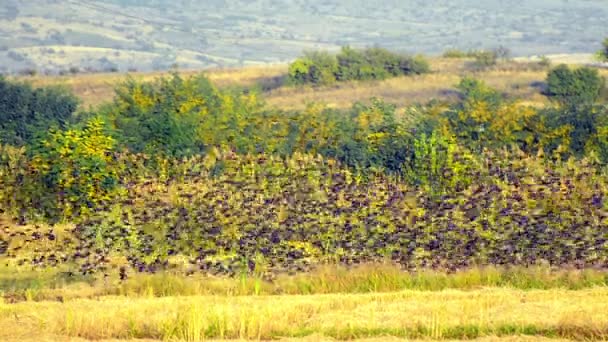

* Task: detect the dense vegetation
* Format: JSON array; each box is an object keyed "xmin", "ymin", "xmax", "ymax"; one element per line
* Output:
[
  {"xmin": 0, "ymin": 60, "xmax": 607, "ymax": 280},
  {"xmin": 287, "ymin": 47, "xmax": 429, "ymax": 86},
  {"xmin": 0, "ymin": 77, "xmax": 79, "ymax": 146}
]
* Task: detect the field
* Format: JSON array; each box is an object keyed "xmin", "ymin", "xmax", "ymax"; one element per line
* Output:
[
  {"xmin": 1, "ymin": 262, "xmax": 608, "ymax": 341},
  {"xmin": 19, "ymin": 57, "xmax": 608, "ymax": 109},
  {"xmin": 2, "ymin": 288, "xmax": 608, "ymax": 341}
]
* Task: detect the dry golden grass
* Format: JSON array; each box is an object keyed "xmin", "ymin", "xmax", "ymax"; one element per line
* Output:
[
  {"xmin": 264, "ymin": 60, "xmax": 584, "ymax": 111},
  {"xmin": 20, "ymin": 65, "xmax": 287, "ymax": 108},
  {"xmin": 2, "ymin": 216, "xmax": 605, "ymax": 341},
  {"xmin": 14, "ymin": 58, "xmax": 608, "ymax": 110},
  {"xmin": 0, "ymin": 288, "xmax": 606, "ymax": 341},
  {"xmin": 0, "ymin": 335, "xmax": 580, "ymax": 342}
]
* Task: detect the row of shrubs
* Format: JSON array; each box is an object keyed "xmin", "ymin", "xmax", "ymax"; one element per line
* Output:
[
  {"xmin": 1, "ymin": 64, "xmax": 607, "ymax": 221},
  {"xmin": 287, "ymin": 46, "xmax": 430, "ymax": 86},
  {"xmin": 0, "ymin": 60, "xmax": 607, "ymax": 276}
]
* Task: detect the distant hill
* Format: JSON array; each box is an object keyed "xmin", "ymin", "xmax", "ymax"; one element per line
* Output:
[{"xmin": 1, "ymin": 0, "xmax": 607, "ymax": 74}]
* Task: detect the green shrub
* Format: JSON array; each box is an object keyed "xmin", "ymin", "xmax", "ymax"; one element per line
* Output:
[
  {"xmin": 101, "ymin": 73, "xmax": 264, "ymax": 157},
  {"xmin": 0, "ymin": 78, "xmax": 79, "ymax": 146},
  {"xmin": 546, "ymin": 64, "xmax": 605, "ymax": 107},
  {"xmin": 28, "ymin": 117, "xmax": 120, "ymax": 221},
  {"xmin": 288, "ymin": 51, "xmax": 338, "ymax": 86},
  {"xmin": 538, "ymin": 104, "xmax": 608, "ymax": 161},
  {"xmin": 442, "ymin": 49, "xmax": 469, "ymax": 58},
  {"xmin": 403, "ymin": 131, "xmax": 474, "ymax": 197},
  {"xmin": 288, "ymin": 47, "xmax": 429, "ymax": 86},
  {"xmin": 0, "ymin": 144, "xmax": 32, "ymax": 219},
  {"xmin": 538, "ymin": 55, "xmax": 551, "ymax": 68}
]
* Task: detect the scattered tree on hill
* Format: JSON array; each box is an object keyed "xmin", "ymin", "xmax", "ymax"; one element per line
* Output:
[
  {"xmin": 288, "ymin": 51, "xmax": 338, "ymax": 85},
  {"xmin": 288, "ymin": 47, "xmax": 429, "ymax": 86},
  {"xmin": 546, "ymin": 64, "xmax": 605, "ymax": 107}
]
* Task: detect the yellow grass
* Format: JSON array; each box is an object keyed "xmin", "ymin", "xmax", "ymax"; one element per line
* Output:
[
  {"xmin": 20, "ymin": 65, "xmax": 287, "ymax": 108},
  {"xmin": 15, "ymin": 58, "xmax": 608, "ymax": 110},
  {"xmin": 0, "ymin": 288, "xmax": 607, "ymax": 341}
]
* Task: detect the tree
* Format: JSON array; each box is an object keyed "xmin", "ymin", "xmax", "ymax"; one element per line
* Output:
[
  {"xmin": 102, "ymin": 73, "xmax": 264, "ymax": 157},
  {"xmin": 287, "ymin": 58, "xmax": 313, "ymax": 85},
  {"xmin": 288, "ymin": 47, "xmax": 429, "ymax": 85},
  {"xmin": 0, "ymin": 78, "xmax": 79, "ymax": 146},
  {"xmin": 448, "ymin": 78, "xmax": 537, "ymax": 152},
  {"xmin": 287, "ymin": 51, "xmax": 337, "ymax": 86},
  {"xmin": 29, "ymin": 117, "xmax": 119, "ymax": 220},
  {"xmin": 546, "ymin": 65, "xmax": 605, "ymax": 107}
]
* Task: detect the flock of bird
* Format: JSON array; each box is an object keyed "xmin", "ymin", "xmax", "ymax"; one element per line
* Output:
[{"xmin": 1, "ymin": 151, "xmax": 607, "ymax": 279}]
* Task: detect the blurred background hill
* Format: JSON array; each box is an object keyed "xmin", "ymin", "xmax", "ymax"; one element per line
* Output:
[{"xmin": 1, "ymin": 0, "xmax": 607, "ymax": 74}]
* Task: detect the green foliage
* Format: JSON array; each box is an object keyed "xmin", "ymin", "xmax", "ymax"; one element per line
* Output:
[
  {"xmin": 28, "ymin": 117, "xmax": 120, "ymax": 221},
  {"xmin": 442, "ymin": 49, "xmax": 470, "ymax": 58},
  {"xmin": 538, "ymin": 104, "xmax": 608, "ymax": 161},
  {"xmin": 0, "ymin": 144, "xmax": 32, "ymax": 219},
  {"xmin": 429, "ymin": 77, "xmax": 606, "ymax": 162},
  {"xmin": 98, "ymin": 73, "xmax": 417, "ymax": 173},
  {"xmin": 2, "ymin": 70, "xmax": 608, "ymax": 280},
  {"xmin": 288, "ymin": 47, "xmax": 429, "ymax": 86},
  {"xmin": 456, "ymin": 77, "xmax": 503, "ymax": 106},
  {"xmin": 404, "ymin": 131, "xmax": 474, "ymax": 197},
  {"xmin": 546, "ymin": 64, "xmax": 605, "ymax": 107},
  {"xmin": 439, "ymin": 78, "xmax": 537, "ymax": 152},
  {"xmin": 443, "ymin": 48, "xmax": 508, "ymax": 62},
  {"xmin": 14, "ymin": 149, "xmax": 606, "ymax": 277},
  {"xmin": 102, "ymin": 73, "xmax": 263, "ymax": 157},
  {"xmin": 596, "ymin": 37, "xmax": 608, "ymax": 62},
  {"xmin": 0, "ymin": 78, "xmax": 79, "ymax": 146},
  {"xmin": 287, "ymin": 51, "xmax": 338, "ymax": 86},
  {"xmin": 538, "ymin": 55, "xmax": 551, "ymax": 68},
  {"xmin": 327, "ymin": 99, "xmax": 413, "ymax": 172}
]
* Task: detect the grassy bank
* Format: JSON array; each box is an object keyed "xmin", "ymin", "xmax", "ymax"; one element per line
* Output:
[
  {"xmin": 1, "ymin": 288, "xmax": 607, "ymax": 341},
  {"xmin": 2, "ymin": 264, "xmax": 607, "ymax": 302}
]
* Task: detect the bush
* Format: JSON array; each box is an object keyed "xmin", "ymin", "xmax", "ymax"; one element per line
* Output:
[
  {"xmin": 288, "ymin": 51, "xmax": 338, "ymax": 86},
  {"xmin": 27, "ymin": 117, "xmax": 120, "ymax": 221},
  {"xmin": 471, "ymin": 50, "xmax": 497, "ymax": 69},
  {"xmin": 101, "ymin": 73, "xmax": 265, "ymax": 157},
  {"xmin": 442, "ymin": 49, "xmax": 469, "ymax": 58},
  {"xmin": 0, "ymin": 144, "xmax": 31, "ymax": 220},
  {"xmin": 546, "ymin": 64, "xmax": 605, "ymax": 107},
  {"xmin": 403, "ymin": 131, "xmax": 475, "ymax": 197},
  {"xmin": 0, "ymin": 78, "xmax": 79, "ymax": 146},
  {"xmin": 446, "ymin": 78, "xmax": 537, "ymax": 152},
  {"xmin": 539, "ymin": 103, "xmax": 608, "ymax": 161},
  {"xmin": 288, "ymin": 47, "xmax": 429, "ymax": 86}
]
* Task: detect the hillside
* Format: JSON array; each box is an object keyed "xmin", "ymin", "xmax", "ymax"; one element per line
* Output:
[
  {"xmin": 1, "ymin": 0, "xmax": 608, "ymax": 74},
  {"xmin": 19, "ymin": 57, "xmax": 608, "ymax": 110}
]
